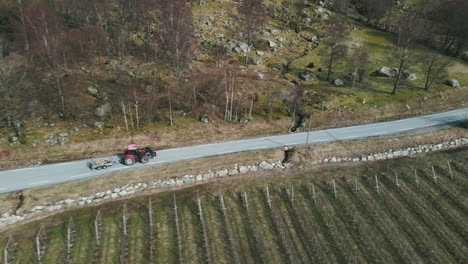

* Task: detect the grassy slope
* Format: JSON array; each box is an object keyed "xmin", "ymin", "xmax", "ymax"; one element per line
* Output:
[{"xmin": 1, "ymin": 148, "xmax": 467, "ymax": 263}]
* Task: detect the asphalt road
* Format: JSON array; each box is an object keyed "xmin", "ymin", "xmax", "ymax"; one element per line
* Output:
[{"xmin": 0, "ymin": 108, "xmax": 467, "ymax": 194}]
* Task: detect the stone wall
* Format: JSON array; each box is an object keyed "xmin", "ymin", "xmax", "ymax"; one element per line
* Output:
[{"xmin": 1, "ymin": 137, "xmax": 466, "ymax": 229}]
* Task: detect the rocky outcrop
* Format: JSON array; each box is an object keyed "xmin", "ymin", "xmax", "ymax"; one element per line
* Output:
[
  {"xmin": 445, "ymin": 79, "xmax": 460, "ymax": 88},
  {"xmin": 94, "ymin": 102, "xmax": 112, "ymax": 118},
  {"xmin": 299, "ymin": 71, "xmax": 318, "ymax": 81},
  {"xmin": 333, "ymin": 79, "xmax": 344, "ymax": 86},
  {"xmin": 376, "ymin": 66, "xmax": 397, "ymax": 77}
]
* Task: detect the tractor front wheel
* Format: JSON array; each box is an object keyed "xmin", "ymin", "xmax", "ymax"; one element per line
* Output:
[
  {"xmin": 124, "ymin": 157, "xmax": 136, "ymax": 166},
  {"xmin": 140, "ymin": 156, "xmax": 149, "ymax": 164}
]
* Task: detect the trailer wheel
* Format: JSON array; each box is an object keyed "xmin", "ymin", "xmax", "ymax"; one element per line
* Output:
[
  {"xmin": 124, "ymin": 157, "xmax": 135, "ymax": 166},
  {"xmin": 102, "ymin": 165, "xmax": 107, "ymax": 169},
  {"xmin": 140, "ymin": 156, "xmax": 149, "ymax": 164}
]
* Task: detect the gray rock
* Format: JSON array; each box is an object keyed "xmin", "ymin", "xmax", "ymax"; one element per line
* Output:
[
  {"xmin": 87, "ymin": 86, "xmax": 99, "ymax": 96},
  {"xmin": 239, "ymin": 166, "xmax": 249, "ymax": 174},
  {"xmin": 333, "ymin": 79, "xmax": 344, "ymax": 86},
  {"xmin": 268, "ymin": 40, "xmax": 277, "ymax": 48},
  {"xmin": 228, "ymin": 169, "xmax": 239, "ymax": 176},
  {"xmin": 299, "ymin": 71, "xmax": 318, "ymax": 81},
  {"xmin": 109, "ymin": 59, "xmax": 119, "ymax": 66},
  {"xmin": 215, "ymin": 33, "xmax": 225, "ymax": 39},
  {"xmin": 256, "ymin": 51, "xmax": 264, "ymax": 56},
  {"xmin": 32, "ymin": 206, "xmax": 45, "ymax": 212},
  {"xmin": 217, "ymin": 169, "xmax": 229, "ymax": 177},
  {"xmin": 95, "ymin": 102, "xmax": 112, "ymax": 118},
  {"xmin": 276, "ymin": 36, "xmax": 286, "ymax": 42},
  {"xmin": 446, "ymin": 79, "xmax": 460, "ymax": 88},
  {"xmin": 376, "ymin": 66, "xmax": 397, "ymax": 77},
  {"xmin": 199, "ymin": 114, "xmax": 209, "ymax": 123},
  {"xmin": 94, "ymin": 121, "xmax": 105, "ymax": 129},
  {"xmin": 183, "ymin": 178, "xmax": 195, "ymax": 185},
  {"xmin": 8, "ymin": 136, "xmax": 18, "ymax": 143},
  {"xmin": 259, "ymin": 161, "xmax": 274, "ymax": 170},
  {"xmin": 393, "ymin": 150, "xmax": 410, "ymax": 157},
  {"xmin": 403, "ymin": 70, "xmax": 417, "ymax": 80},
  {"xmin": 239, "ymin": 42, "xmax": 250, "ymax": 53},
  {"xmin": 29, "ymin": 160, "xmax": 41, "ymax": 166},
  {"xmin": 202, "ymin": 172, "xmax": 215, "ymax": 180},
  {"xmin": 318, "ymin": 105, "xmax": 328, "ymax": 111}
]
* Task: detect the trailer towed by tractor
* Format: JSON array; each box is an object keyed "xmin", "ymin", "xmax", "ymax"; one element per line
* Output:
[{"xmin": 88, "ymin": 158, "xmax": 116, "ymax": 170}]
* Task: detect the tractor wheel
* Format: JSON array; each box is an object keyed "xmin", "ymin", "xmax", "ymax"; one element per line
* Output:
[
  {"xmin": 124, "ymin": 157, "xmax": 136, "ymax": 166},
  {"xmin": 102, "ymin": 165, "xmax": 107, "ymax": 169},
  {"xmin": 140, "ymin": 156, "xmax": 149, "ymax": 164}
]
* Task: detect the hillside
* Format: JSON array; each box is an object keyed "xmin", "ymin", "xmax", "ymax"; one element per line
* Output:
[
  {"xmin": 0, "ymin": 147, "xmax": 466, "ymax": 263},
  {"xmin": 0, "ymin": 0, "xmax": 467, "ymax": 169}
]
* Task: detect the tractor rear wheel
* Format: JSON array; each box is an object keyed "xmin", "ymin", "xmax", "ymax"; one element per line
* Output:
[
  {"xmin": 124, "ymin": 157, "xmax": 136, "ymax": 166},
  {"xmin": 140, "ymin": 156, "xmax": 149, "ymax": 164}
]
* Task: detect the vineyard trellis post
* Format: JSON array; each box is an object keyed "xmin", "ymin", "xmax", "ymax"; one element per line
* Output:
[
  {"xmin": 431, "ymin": 166, "xmax": 437, "ymax": 184},
  {"xmin": 290, "ymin": 185, "xmax": 295, "ymax": 205},
  {"xmin": 312, "ymin": 184, "xmax": 317, "ymax": 203},
  {"xmin": 148, "ymin": 198, "xmax": 155, "ymax": 263},
  {"xmin": 3, "ymin": 236, "xmax": 12, "ymax": 264},
  {"xmin": 265, "ymin": 186, "xmax": 272, "ymax": 209},
  {"xmin": 414, "ymin": 170, "xmax": 419, "ymax": 187},
  {"xmin": 94, "ymin": 210, "xmax": 102, "ymax": 246},
  {"xmin": 243, "ymin": 191, "xmax": 250, "ymax": 212},
  {"xmin": 35, "ymin": 224, "xmax": 46, "ymax": 263},
  {"xmin": 395, "ymin": 173, "xmax": 400, "ymax": 189},
  {"xmin": 121, "ymin": 203, "xmax": 129, "ymax": 264},
  {"xmin": 375, "ymin": 175, "xmax": 380, "ymax": 195},
  {"xmin": 197, "ymin": 192, "xmax": 212, "ymax": 264},
  {"xmin": 173, "ymin": 194, "xmax": 183, "ymax": 264},
  {"xmin": 332, "ymin": 179, "xmax": 337, "ymax": 199},
  {"xmin": 66, "ymin": 217, "xmax": 75, "ymax": 263},
  {"xmin": 218, "ymin": 188, "xmax": 241, "ymax": 264},
  {"xmin": 354, "ymin": 177, "xmax": 359, "ymax": 194},
  {"xmin": 447, "ymin": 161, "xmax": 453, "ymax": 180}
]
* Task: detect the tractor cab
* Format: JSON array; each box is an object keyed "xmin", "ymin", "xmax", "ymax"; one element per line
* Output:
[{"xmin": 122, "ymin": 144, "xmax": 157, "ymax": 166}]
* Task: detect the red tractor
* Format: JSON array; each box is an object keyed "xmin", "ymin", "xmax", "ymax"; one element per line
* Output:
[{"xmin": 122, "ymin": 144, "xmax": 157, "ymax": 166}]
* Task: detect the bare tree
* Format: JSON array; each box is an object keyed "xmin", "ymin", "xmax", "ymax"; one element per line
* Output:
[
  {"xmin": 332, "ymin": 0, "xmax": 351, "ymax": 15},
  {"xmin": 426, "ymin": 0, "xmax": 468, "ymax": 56},
  {"xmin": 354, "ymin": 0, "xmax": 393, "ymax": 26},
  {"xmin": 322, "ymin": 15, "xmax": 349, "ymax": 81},
  {"xmin": 281, "ymin": 0, "xmax": 308, "ymax": 33},
  {"xmin": 422, "ymin": 52, "xmax": 449, "ymax": 90},
  {"xmin": 236, "ymin": 0, "xmax": 266, "ymax": 66},
  {"xmin": 390, "ymin": 11, "xmax": 426, "ymax": 95},
  {"xmin": 0, "ymin": 53, "xmax": 29, "ymax": 137},
  {"xmin": 347, "ymin": 45, "xmax": 369, "ymax": 95},
  {"xmin": 158, "ymin": 0, "xmax": 195, "ymax": 126},
  {"xmin": 24, "ymin": 3, "xmax": 67, "ymax": 115}
]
